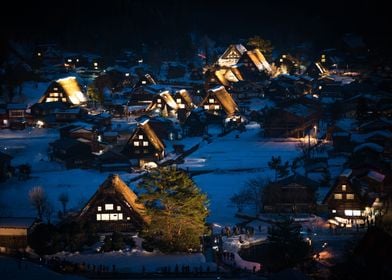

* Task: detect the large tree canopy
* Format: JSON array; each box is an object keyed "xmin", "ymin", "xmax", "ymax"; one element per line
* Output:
[{"xmin": 137, "ymin": 167, "xmax": 209, "ymax": 253}]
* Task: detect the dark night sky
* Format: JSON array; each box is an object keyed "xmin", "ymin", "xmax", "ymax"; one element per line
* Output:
[{"xmin": 0, "ymin": 0, "xmax": 391, "ymax": 53}]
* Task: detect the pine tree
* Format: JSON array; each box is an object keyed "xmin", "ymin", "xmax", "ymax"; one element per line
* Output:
[
  {"xmin": 137, "ymin": 167, "xmax": 209, "ymax": 253},
  {"xmin": 247, "ymin": 36, "xmax": 273, "ymax": 61},
  {"xmin": 267, "ymin": 218, "xmax": 310, "ymax": 269}
]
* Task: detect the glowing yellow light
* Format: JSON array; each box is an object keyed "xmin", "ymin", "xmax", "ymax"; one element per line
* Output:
[
  {"xmin": 93, "ymin": 62, "xmax": 98, "ymax": 67},
  {"xmin": 37, "ymin": 52, "xmax": 41, "ymax": 57}
]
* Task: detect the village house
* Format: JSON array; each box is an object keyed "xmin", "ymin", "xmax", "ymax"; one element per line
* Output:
[
  {"xmin": 263, "ymin": 103, "xmax": 319, "ymax": 138},
  {"xmin": 236, "ymin": 48, "xmax": 272, "ymax": 81},
  {"xmin": 0, "ymin": 217, "xmax": 37, "ymax": 253},
  {"xmin": 38, "ymin": 77, "xmax": 87, "ymax": 105},
  {"xmin": 216, "ymin": 44, "xmax": 248, "ymax": 67},
  {"xmin": 49, "ymin": 138, "xmax": 93, "ymax": 169},
  {"xmin": 182, "ymin": 108, "xmax": 209, "ymax": 136},
  {"xmin": 262, "ymin": 174, "xmax": 318, "ymax": 213},
  {"xmin": 323, "ymin": 169, "xmax": 382, "ymax": 228},
  {"xmin": 200, "ymin": 86, "xmax": 240, "ymax": 120},
  {"xmin": 122, "ymin": 119, "xmax": 165, "ymax": 167},
  {"xmin": 4, "ymin": 103, "xmax": 28, "ymax": 129},
  {"xmin": 77, "ymin": 174, "xmax": 149, "ymax": 233}
]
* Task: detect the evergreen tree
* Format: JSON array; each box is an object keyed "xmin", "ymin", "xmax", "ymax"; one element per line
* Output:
[
  {"xmin": 268, "ymin": 156, "xmax": 289, "ymax": 181},
  {"xmin": 247, "ymin": 36, "xmax": 273, "ymax": 61},
  {"xmin": 267, "ymin": 218, "xmax": 310, "ymax": 270},
  {"xmin": 137, "ymin": 167, "xmax": 209, "ymax": 253}
]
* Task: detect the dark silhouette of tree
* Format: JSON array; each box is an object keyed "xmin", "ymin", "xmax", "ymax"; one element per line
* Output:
[
  {"xmin": 267, "ymin": 218, "xmax": 310, "ymax": 270},
  {"xmin": 58, "ymin": 192, "xmax": 69, "ymax": 214},
  {"xmin": 247, "ymin": 36, "xmax": 273, "ymax": 61},
  {"xmin": 268, "ymin": 156, "xmax": 289, "ymax": 181},
  {"xmin": 137, "ymin": 167, "xmax": 209, "ymax": 253},
  {"xmin": 29, "ymin": 186, "xmax": 47, "ymax": 220}
]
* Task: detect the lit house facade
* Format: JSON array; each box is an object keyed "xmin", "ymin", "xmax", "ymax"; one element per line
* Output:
[{"xmin": 78, "ymin": 174, "xmax": 149, "ymax": 233}]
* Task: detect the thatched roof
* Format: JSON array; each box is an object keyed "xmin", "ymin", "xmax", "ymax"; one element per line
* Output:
[
  {"xmin": 245, "ymin": 49, "xmax": 272, "ymax": 73},
  {"xmin": 79, "ymin": 174, "xmax": 149, "ymax": 224},
  {"xmin": 203, "ymin": 86, "xmax": 239, "ymax": 117},
  {"xmin": 39, "ymin": 76, "xmax": 87, "ymax": 105},
  {"xmin": 135, "ymin": 119, "xmax": 165, "ymax": 152}
]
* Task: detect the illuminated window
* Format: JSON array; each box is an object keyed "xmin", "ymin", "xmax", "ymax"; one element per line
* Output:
[
  {"xmin": 143, "ymin": 141, "xmax": 149, "ymax": 146},
  {"xmin": 97, "ymin": 206, "xmax": 102, "ymax": 211},
  {"xmin": 157, "ymin": 99, "xmax": 161, "ymax": 103},
  {"xmin": 127, "ymin": 217, "xmax": 130, "ymax": 220},
  {"xmin": 332, "ymin": 209, "xmax": 336, "ymax": 213},
  {"xmin": 209, "ymin": 98, "xmax": 215, "ymax": 103},
  {"xmin": 119, "ymin": 213, "xmax": 123, "ymax": 220},
  {"xmin": 142, "ymin": 80, "xmax": 147, "ymax": 84},
  {"xmin": 157, "ymin": 104, "xmax": 162, "ymax": 108},
  {"xmin": 344, "ymin": 210, "xmax": 353, "ymax": 216},
  {"xmin": 321, "ymin": 54, "xmax": 326, "ymax": 58},
  {"xmin": 37, "ymin": 52, "xmax": 41, "ymax": 57},
  {"xmin": 179, "ymin": 104, "xmax": 185, "ymax": 109},
  {"xmin": 342, "ymin": 184, "xmax": 346, "ymax": 191},
  {"xmin": 204, "ymin": 105, "xmax": 210, "ymax": 110},
  {"xmin": 110, "ymin": 213, "xmax": 118, "ymax": 220},
  {"xmin": 62, "ymin": 98, "xmax": 67, "ymax": 102},
  {"xmin": 138, "ymin": 135, "xmax": 143, "ymax": 140},
  {"xmin": 134, "ymin": 141, "xmax": 140, "ymax": 146},
  {"xmin": 353, "ymin": 210, "xmax": 361, "ymax": 216},
  {"xmin": 279, "ymin": 59, "xmax": 283, "ymax": 62},
  {"xmin": 321, "ymin": 58, "xmax": 326, "ymax": 63},
  {"xmin": 346, "ymin": 194, "xmax": 354, "ymax": 200},
  {"xmin": 101, "ymin": 214, "xmax": 109, "ymax": 220},
  {"xmin": 282, "ymin": 55, "xmax": 287, "ymax": 58},
  {"xmin": 67, "ymin": 59, "xmax": 72, "ymax": 62},
  {"xmin": 334, "ymin": 194, "xmax": 342, "ymax": 200},
  {"xmin": 214, "ymin": 105, "xmax": 220, "ymax": 110},
  {"xmin": 105, "ymin": 204, "xmax": 113, "ymax": 210},
  {"xmin": 93, "ymin": 62, "xmax": 98, "ymax": 67},
  {"xmin": 96, "ymin": 214, "xmax": 101, "ymax": 220},
  {"xmin": 53, "ymin": 87, "xmax": 58, "ymax": 91},
  {"xmin": 176, "ymin": 98, "xmax": 182, "ymax": 103}
]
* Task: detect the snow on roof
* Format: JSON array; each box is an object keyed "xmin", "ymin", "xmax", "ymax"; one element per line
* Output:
[
  {"xmin": 367, "ymin": 170, "xmax": 385, "ymax": 183},
  {"xmin": 353, "ymin": 142, "xmax": 384, "ymax": 153},
  {"xmin": 246, "ymin": 49, "xmax": 272, "ymax": 72},
  {"xmin": 340, "ymin": 168, "xmax": 352, "ymax": 178},
  {"xmin": 6, "ymin": 103, "xmax": 26, "ymax": 110},
  {"xmin": 56, "ymin": 77, "xmax": 87, "ymax": 105},
  {"xmin": 0, "ymin": 217, "xmax": 36, "ymax": 229},
  {"xmin": 285, "ymin": 104, "xmax": 314, "ymax": 118}
]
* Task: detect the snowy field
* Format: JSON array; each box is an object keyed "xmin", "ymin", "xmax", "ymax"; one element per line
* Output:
[{"xmin": 0, "ymin": 123, "xmax": 302, "ymax": 225}]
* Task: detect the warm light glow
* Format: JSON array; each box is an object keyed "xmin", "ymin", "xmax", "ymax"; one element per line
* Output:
[
  {"xmin": 56, "ymin": 77, "xmax": 87, "ymax": 105},
  {"xmin": 37, "ymin": 52, "xmax": 41, "ymax": 57}
]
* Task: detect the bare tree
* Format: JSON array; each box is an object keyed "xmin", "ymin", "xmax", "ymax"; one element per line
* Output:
[
  {"xmin": 230, "ymin": 177, "xmax": 269, "ymax": 215},
  {"xmin": 29, "ymin": 186, "xmax": 47, "ymax": 220},
  {"xmin": 43, "ymin": 200, "xmax": 54, "ymax": 224},
  {"xmin": 58, "ymin": 192, "xmax": 69, "ymax": 214}
]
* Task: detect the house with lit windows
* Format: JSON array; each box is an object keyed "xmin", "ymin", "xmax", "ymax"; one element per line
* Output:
[
  {"xmin": 323, "ymin": 169, "xmax": 381, "ymax": 227},
  {"xmin": 78, "ymin": 174, "xmax": 149, "ymax": 233},
  {"xmin": 216, "ymin": 44, "xmax": 247, "ymax": 67},
  {"xmin": 122, "ymin": 119, "xmax": 165, "ymax": 167},
  {"xmin": 146, "ymin": 91, "xmax": 178, "ymax": 117},
  {"xmin": 200, "ymin": 86, "xmax": 240, "ymax": 119},
  {"xmin": 38, "ymin": 77, "xmax": 87, "ymax": 105},
  {"xmin": 236, "ymin": 48, "xmax": 272, "ymax": 81}
]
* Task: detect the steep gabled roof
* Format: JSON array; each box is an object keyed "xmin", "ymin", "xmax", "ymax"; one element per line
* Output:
[
  {"xmin": 176, "ymin": 89, "xmax": 195, "ymax": 109},
  {"xmin": 39, "ymin": 76, "xmax": 87, "ymax": 105},
  {"xmin": 129, "ymin": 120, "xmax": 165, "ymax": 152},
  {"xmin": 146, "ymin": 90, "xmax": 178, "ymax": 111},
  {"xmin": 217, "ymin": 44, "xmax": 247, "ymax": 67},
  {"xmin": 79, "ymin": 174, "xmax": 149, "ymax": 224},
  {"xmin": 244, "ymin": 48, "xmax": 272, "ymax": 73},
  {"xmin": 202, "ymin": 86, "xmax": 239, "ymax": 117}
]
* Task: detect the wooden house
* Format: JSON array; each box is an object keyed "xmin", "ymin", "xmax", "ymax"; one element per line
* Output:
[
  {"xmin": 182, "ymin": 108, "xmax": 209, "ymax": 136},
  {"xmin": 78, "ymin": 174, "xmax": 149, "ymax": 233},
  {"xmin": 6, "ymin": 104, "xmax": 28, "ymax": 129},
  {"xmin": 236, "ymin": 48, "xmax": 272, "ymax": 81},
  {"xmin": 175, "ymin": 90, "xmax": 196, "ymax": 123},
  {"xmin": 216, "ymin": 44, "xmax": 247, "ymax": 67},
  {"xmin": 263, "ymin": 174, "xmax": 318, "ymax": 213},
  {"xmin": 95, "ymin": 150, "xmax": 132, "ymax": 172},
  {"xmin": 263, "ymin": 104, "xmax": 319, "ymax": 138},
  {"xmin": 323, "ymin": 169, "xmax": 370, "ymax": 226},
  {"xmin": 200, "ymin": 86, "xmax": 240, "ymax": 119},
  {"xmin": 146, "ymin": 91, "xmax": 178, "ymax": 117},
  {"xmin": 38, "ymin": 77, "xmax": 87, "ymax": 106},
  {"xmin": 122, "ymin": 120, "xmax": 165, "ymax": 167},
  {"xmin": 0, "ymin": 152, "xmax": 13, "ymax": 182},
  {"xmin": 136, "ymin": 116, "xmax": 181, "ymax": 140},
  {"xmin": 55, "ymin": 107, "xmax": 84, "ymax": 122},
  {"xmin": 0, "ymin": 217, "xmax": 37, "ymax": 253},
  {"xmin": 49, "ymin": 138, "xmax": 93, "ymax": 169}
]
